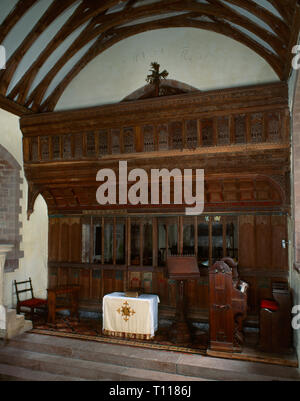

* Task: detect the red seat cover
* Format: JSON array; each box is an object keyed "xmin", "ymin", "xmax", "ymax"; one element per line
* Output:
[
  {"xmin": 19, "ymin": 298, "xmax": 47, "ymax": 307},
  {"xmin": 260, "ymin": 299, "xmax": 279, "ymax": 311}
]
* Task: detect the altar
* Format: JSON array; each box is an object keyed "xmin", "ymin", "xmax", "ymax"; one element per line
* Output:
[{"xmin": 102, "ymin": 292, "xmax": 160, "ymax": 340}]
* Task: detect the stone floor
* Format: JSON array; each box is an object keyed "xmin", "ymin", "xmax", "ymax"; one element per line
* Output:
[{"xmin": 0, "ymin": 332, "xmax": 300, "ymax": 381}]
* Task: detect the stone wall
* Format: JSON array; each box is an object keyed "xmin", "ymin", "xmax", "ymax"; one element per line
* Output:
[
  {"xmin": 0, "ymin": 145, "xmax": 24, "ymax": 272},
  {"xmin": 0, "ymin": 108, "xmax": 48, "ymax": 308}
]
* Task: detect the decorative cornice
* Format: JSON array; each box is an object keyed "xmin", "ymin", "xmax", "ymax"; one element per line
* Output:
[{"xmin": 20, "ymin": 82, "xmax": 288, "ymax": 136}]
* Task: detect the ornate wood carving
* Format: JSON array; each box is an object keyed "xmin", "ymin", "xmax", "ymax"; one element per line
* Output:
[
  {"xmin": 217, "ymin": 116, "xmax": 230, "ymax": 146},
  {"xmin": 143, "ymin": 125, "xmax": 155, "ymax": 152},
  {"xmin": 123, "ymin": 127, "xmax": 135, "ymax": 154},
  {"xmin": 169, "ymin": 121, "xmax": 183, "ymax": 150},
  {"xmin": 21, "ymin": 84, "xmax": 290, "ymax": 218},
  {"xmin": 234, "ymin": 114, "xmax": 246, "ymax": 144},
  {"xmin": 63, "ymin": 134, "xmax": 72, "ymax": 160},
  {"xmin": 250, "ymin": 113, "xmax": 264, "ymax": 143},
  {"xmin": 86, "ymin": 132, "xmax": 96, "ymax": 157},
  {"xmin": 201, "ymin": 119, "xmax": 214, "ymax": 147},
  {"xmin": 185, "ymin": 120, "xmax": 198, "ymax": 149},
  {"xmin": 99, "ymin": 130, "xmax": 108, "ymax": 156},
  {"xmin": 111, "ymin": 129, "xmax": 121, "ymax": 155},
  {"xmin": 158, "ymin": 124, "xmax": 169, "ymax": 151}
]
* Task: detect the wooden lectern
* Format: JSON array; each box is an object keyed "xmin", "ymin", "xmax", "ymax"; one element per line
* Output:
[{"xmin": 166, "ymin": 256, "xmax": 200, "ymax": 344}]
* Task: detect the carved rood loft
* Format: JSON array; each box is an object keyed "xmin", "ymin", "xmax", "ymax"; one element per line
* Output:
[{"xmin": 20, "ymin": 82, "xmax": 290, "ymax": 218}]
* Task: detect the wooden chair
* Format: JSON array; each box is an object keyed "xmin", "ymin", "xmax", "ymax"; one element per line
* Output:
[{"xmin": 14, "ymin": 278, "xmax": 47, "ymax": 321}]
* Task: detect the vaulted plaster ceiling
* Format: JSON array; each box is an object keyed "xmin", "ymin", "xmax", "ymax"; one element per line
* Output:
[{"xmin": 0, "ymin": 0, "xmax": 299, "ymax": 116}]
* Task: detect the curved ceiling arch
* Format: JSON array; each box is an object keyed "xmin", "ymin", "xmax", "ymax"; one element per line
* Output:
[
  {"xmin": 42, "ymin": 22, "xmax": 282, "ymax": 113},
  {"xmin": 0, "ymin": 0, "xmax": 299, "ymax": 115}
]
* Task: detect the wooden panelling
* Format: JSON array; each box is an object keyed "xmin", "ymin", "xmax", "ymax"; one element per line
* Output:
[
  {"xmin": 48, "ymin": 213, "xmax": 289, "ymax": 319},
  {"xmin": 256, "ymin": 215, "xmax": 272, "ymax": 268},
  {"xmin": 23, "ymin": 109, "xmax": 289, "ymax": 163},
  {"xmin": 48, "ymin": 217, "xmax": 82, "ymax": 263},
  {"xmin": 238, "ymin": 215, "xmax": 256, "ymax": 269},
  {"xmin": 271, "ymin": 215, "xmax": 288, "ymax": 270},
  {"xmin": 239, "ymin": 215, "xmax": 287, "ymax": 272}
]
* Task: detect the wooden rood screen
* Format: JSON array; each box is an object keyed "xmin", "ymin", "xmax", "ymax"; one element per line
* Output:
[
  {"xmin": 21, "ymin": 82, "xmax": 291, "ymax": 322},
  {"xmin": 48, "ymin": 214, "xmax": 288, "ymax": 320}
]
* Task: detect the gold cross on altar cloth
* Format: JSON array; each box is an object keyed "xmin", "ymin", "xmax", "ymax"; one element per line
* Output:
[{"xmin": 117, "ymin": 301, "xmax": 136, "ymax": 322}]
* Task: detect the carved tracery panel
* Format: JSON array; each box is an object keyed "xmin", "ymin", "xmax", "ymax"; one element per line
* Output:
[
  {"xmin": 158, "ymin": 124, "xmax": 168, "ymax": 151},
  {"xmin": 63, "ymin": 134, "xmax": 72, "ymax": 159},
  {"xmin": 123, "ymin": 127, "xmax": 135, "ymax": 154},
  {"xmin": 267, "ymin": 112, "xmax": 281, "ymax": 142},
  {"xmin": 201, "ymin": 119, "xmax": 214, "ymax": 147},
  {"xmin": 169, "ymin": 121, "xmax": 183, "ymax": 150},
  {"xmin": 86, "ymin": 132, "xmax": 96, "ymax": 157},
  {"xmin": 186, "ymin": 120, "xmax": 198, "ymax": 149},
  {"xmin": 99, "ymin": 130, "xmax": 108, "ymax": 156},
  {"xmin": 111, "ymin": 129, "xmax": 121, "ymax": 154},
  {"xmin": 251, "ymin": 113, "xmax": 264, "ymax": 143},
  {"xmin": 217, "ymin": 116, "xmax": 230, "ymax": 146},
  {"xmin": 40, "ymin": 136, "xmax": 49, "ymax": 160},
  {"xmin": 143, "ymin": 125, "xmax": 155, "ymax": 152},
  {"xmin": 234, "ymin": 114, "xmax": 246, "ymax": 144}
]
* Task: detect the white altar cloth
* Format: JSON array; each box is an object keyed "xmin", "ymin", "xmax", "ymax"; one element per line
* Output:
[{"xmin": 102, "ymin": 292, "xmax": 160, "ymax": 339}]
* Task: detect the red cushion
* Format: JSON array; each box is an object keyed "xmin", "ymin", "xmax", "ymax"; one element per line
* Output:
[
  {"xmin": 19, "ymin": 298, "xmax": 47, "ymax": 308},
  {"xmin": 260, "ymin": 299, "xmax": 279, "ymax": 311}
]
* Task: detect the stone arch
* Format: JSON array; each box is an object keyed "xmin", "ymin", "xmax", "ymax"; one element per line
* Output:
[{"xmin": 0, "ymin": 144, "xmax": 24, "ymax": 272}]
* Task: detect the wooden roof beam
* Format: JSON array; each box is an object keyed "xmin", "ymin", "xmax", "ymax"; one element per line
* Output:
[
  {"xmin": 23, "ymin": 0, "xmax": 185, "ymax": 109},
  {"xmin": 170, "ymin": 1, "xmax": 287, "ymax": 57},
  {"xmin": 223, "ymin": 0, "xmax": 290, "ymax": 42},
  {"xmin": 25, "ymin": 0, "xmax": 285, "ymax": 110},
  {"xmin": 266, "ymin": 0, "xmax": 295, "ymax": 25},
  {"xmin": 0, "ymin": 0, "xmax": 78, "ymax": 97},
  {"xmin": 0, "ymin": 94, "xmax": 33, "ymax": 117},
  {"xmin": 0, "ymin": 0, "xmax": 39, "ymax": 43},
  {"xmin": 6, "ymin": 0, "xmax": 127, "ymax": 104}
]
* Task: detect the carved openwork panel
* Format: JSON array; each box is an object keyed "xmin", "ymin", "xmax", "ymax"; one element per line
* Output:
[
  {"xmin": 267, "ymin": 112, "xmax": 281, "ymax": 142},
  {"xmin": 99, "ymin": 130, "xmax": 108, "ymax": 156},
  {"xmin": 201, "ymin": 119, "xmax": 214, "ymax": 147},
  {"xmin": 111, "ymin": 129, "xmax": 121, "ymax": 154},
  {"xmin": 86, "ymin": 132, "xmax": 96, "ymax": 157},
  {"xmin": 217, "ymin": 116, "xmax": 230, "ymax": 145},
  {"xmin": 40, "ymin": 136, "xmax": 49, "ymax": 160},
  {"xmin": 251, "ymin": 113, "xmax": 264, "ymax": 143},
  {"xmin": 74, "ymin": 134, "xmax": 82, "ymax": 158},
  {"xmin": 186, "ymin": 120, "xmax": 198, "ymax": 149},
  {"xmin": 158, "ymin": 124, "xmax": 169, "ymax": 151},
  {"xmin": 123, "ymin": 127, "xmax": 135, "ymax": 154},
  {"xmin": 143, "ymin": 125, "xmax": 155, "ymax": 152},
  {"xmin": 169, "ymin": 121, "xmax": 183, "ymax": 150},
  {"xmin": 63, "ymin": 134, "xmax": 72, "ymax": 159},
  {"xmin": 234, "ymin": 114, "xmax": 246, "ymax": 144}
]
